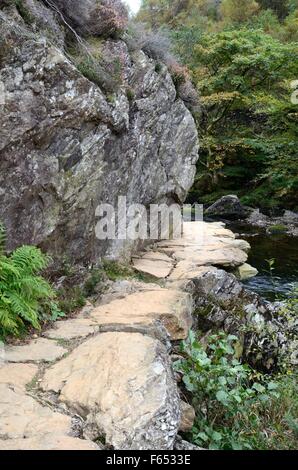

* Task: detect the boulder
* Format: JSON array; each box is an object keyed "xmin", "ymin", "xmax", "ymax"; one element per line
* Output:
[
  {"xmin": 0, "ymin": 4, "xmax": 199, "ymax": 265},
  {"xmin": 246, "ymin": 209, "xmax": 298, "ymax": 236},
  {"xmin": 191, "ymin": 268, "xmax": 298, "ymax": 372},
  {"xmin": 41, "ymin": 332, "xmax": 180, "ymax": 450},
  {"xmin": 234, "ymin": 263, "xmax": 258, "ymax": 281},
  {"xmin": 179, "ymin": 400, "xmax": 195, "ymax": 433},
  {"xmin": 174, "ymin": 435, "xmax": 204, "ymax": 451},
  {"xmin": 246, "ymin": 209, "xmax": 270, "ymax": 228},
  {"xmin": 205, "ymin": 195, "xmax": 249, "ymax": 220}
]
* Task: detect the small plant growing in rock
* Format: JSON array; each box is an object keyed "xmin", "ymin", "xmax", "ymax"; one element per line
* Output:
[
  {"xmin": 155, "ymin": 62, "xmax": 162, "ymax": 73},
  {"xmin": 14, "ymin": 0, "xmax": 34, "ymax": 24},
  {"xmin": 126, "ymin": 87, "xmax": 135, "ymax": 102}
]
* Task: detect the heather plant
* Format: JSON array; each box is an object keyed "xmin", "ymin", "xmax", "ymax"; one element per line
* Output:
[{"xmin": 48, "ymin": 0, "xmax": 128, "ymax": 37}]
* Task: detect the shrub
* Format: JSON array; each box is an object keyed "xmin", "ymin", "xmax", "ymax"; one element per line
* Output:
[
  {"xmin": 68, "ymin": 39, "xmax": 124, "ymax": 93},
  {"xmin": 174, "ymin": 331, "xmax": 297, "ymax": 449},
  {"xmin": 49, "ymin": 0, "xmax": 128, "ymax": 38},
  {"xmin": 267, "ymin": 224, "xmax": 288, "ymax": 234},
  {"xmin": 14, "ymin": 0, "xmax": 34, "ymax": 24},
  {"xmin": 125, "ymin": 22, "xmax": 173, "ymax": 61},
  {"xmin": 126, "ymin": 86, "xmax": 135, "ymax": 101},
  {"xmin": 56, "ymin": 285, "xmax": 86, "ymax": 315},
  {"xmin": 155, "ymin": 62, "xmax": 162, "ymax": 73},
  {"xmin": 124, "ymin": 22, "xmax": 196, "ymax": 102},
  {"xmin": 166, "ymin": 58, "xmax": 189, "ymax": 88},
  {"xmin": 76, "ymin": 56, "xmax": 111, "ymax": 89},
  {"xmin": 83, "ymin": 268, "xmax": 106, "ymax": 297},
  {"xmin": 0, "ymin": 223, "xmax": 56, "ymax": 337},
  {"xmin": 102, "ymin": 260, "xmax": 135, "ymax": 281},
  {"xmin": 177, "ymin": 79, "xmax": 200, "ymax": 110}
]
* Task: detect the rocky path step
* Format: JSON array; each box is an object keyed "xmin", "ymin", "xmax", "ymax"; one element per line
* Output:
[{"xmin": 0, "ymin": 221, "xmax": 252, "ymax": 450}]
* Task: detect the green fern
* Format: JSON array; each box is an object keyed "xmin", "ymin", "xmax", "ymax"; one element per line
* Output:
[
  {"xmin": 0, "ymin": 225, "xmax": 56, "ymax": 338},
  {"xmin": 0, "ymin": 222, "xmax": 6, "ymax": 255}
]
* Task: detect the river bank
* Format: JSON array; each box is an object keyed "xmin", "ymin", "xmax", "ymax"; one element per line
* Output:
[{"xmin": 1, "ymin": 221, "xmax": 296, "ymax": 450}]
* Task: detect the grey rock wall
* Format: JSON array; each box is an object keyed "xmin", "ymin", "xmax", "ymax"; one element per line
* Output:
[{"xmin": 0, "ymin": 1, "xmax": 199, "ymax": 264}]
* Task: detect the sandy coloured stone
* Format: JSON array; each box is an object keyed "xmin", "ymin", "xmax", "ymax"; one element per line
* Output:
[
  {"xmin": 234, "ymin": 263, "xmax": 258, "ymax": 281},
  {"xmin": 89, "ymin": 289, "xmax": 193, "ymax": 340},
  {"xmin": 224, "ymin": 238, "xmax": 251, "ymax": 252},
  {"xmin": 0, "ymin": 384, "xmax": 71, "ymax": 440},
  {"xmin": 44, "ymin": 319, "xmax": 99, "ymax": 340},
  {"xmin": 172, "ymin": 247, "xmax": 247, "ymax": 267},
  {"xmin": 4, "ymin": 338, "xmax": 68, "ymax": 363},
  {"xmin": 0, "ymin": 435, "xmax": 99, "ymax": 450},
  {"xmin": 132, "ymin": 258, "xmax": 173, "ymax": 279},
  {"xmin": 169, "ymin": 263, "xmax": 216, "ymax": 281},
  {"xmin": 41, "ymin": 332, "xmax": 180, "ymax": 450},
  {"xmin": 156, "ymin": 222, "xmax": 249, "ymax": 268},
  {"xmin": 0, "ymin": 363, "xmax": 38, "ymax": 388},
  {"xmin": 179, "ymin": 400, "xmax": 196, "ymax": 433},
  {"xmin": 141, "ymin": 251, "xmax": 174, "ymax": 262}
]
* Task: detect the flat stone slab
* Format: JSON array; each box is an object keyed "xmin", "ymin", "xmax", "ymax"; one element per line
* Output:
[
  {"xmin": 0, "ymin": 383, "xmax": 71, "ymax": 440},
  {"xmin": 141, "ymin": 251, "xmax": 173, "ymax": 262},
  {"xmin": 0, "ymin": 435, "xmax": 99, "ymax": 450},
  {"xmin": 133, "ymin": 258, "xmax": 173, "ymax": 278},
  {"xmin": 88, "ymin": 289, "xmax": 193, "ymax": 340},
  {"xmin": 156, "ymin": 222, "xmax": 249, "ymax": 269},
  {"xmin": 169, "ymin": 263, "xmax": 216, "ymax": 281},
  {"xmin": 41, "ymin": 332, "xmax": 180, "ymax": 450},
  {"xmin": 171, "ymin": 247, "xmax": 248, "ymax": 267},
  {"xmin": 4, "ymin": 338, "xmax": 68, "ymax": 363},
  {"xmin": 44, "ymin": 319, "xmax": 99, "ymax": 340},
  {"xmin": 0, "ymin": 363, "xmax": 38, "ymax": 388}
]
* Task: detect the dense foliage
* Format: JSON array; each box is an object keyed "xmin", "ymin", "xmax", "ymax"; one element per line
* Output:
[
  {"xmin": 0, "ymin": 224, "xmax": 60, "ymax": 338},
  {"xmin": 174, "ymin": 330, "xmax": 298, "ymax": 450},
  {"xmin": 138, "ymin": 0, "xmax": 298, "ymax": 211}
]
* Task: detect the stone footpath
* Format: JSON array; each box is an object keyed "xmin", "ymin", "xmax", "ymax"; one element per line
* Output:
[{"xmin": 0, "ymin": 222, "xmax": 251, "ymax": 450}]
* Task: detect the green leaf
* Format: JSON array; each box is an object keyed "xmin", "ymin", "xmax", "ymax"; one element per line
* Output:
[
  {"xmin": 212, "ymin": 431, "xmax": 223, "ymax": 442},
  {"xmin": 252, "ymin": 383, "xmax": 266, "ymax": 393},
  {"xmin": 197, "ymin": 432, "xmax": 209, "ymax": 442},
  {"xmin": 216, "ymin": 390, "xmax": 229, "ymax": 404}
]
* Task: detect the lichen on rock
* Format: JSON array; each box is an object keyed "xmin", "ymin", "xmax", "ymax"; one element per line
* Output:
[{"xmin": 0, "ymin": 0, "xmax": 199, "ymax": 265}]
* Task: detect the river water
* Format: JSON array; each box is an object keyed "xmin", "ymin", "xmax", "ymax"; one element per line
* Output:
[{"xmin": 228, "ymin": 222, "xmax": 298, "ymax": 301}]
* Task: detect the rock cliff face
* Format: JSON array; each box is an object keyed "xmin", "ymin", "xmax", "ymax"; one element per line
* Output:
[{"xmin": 0, "ymin": 0, "xmax": 199, "ymax": 264}]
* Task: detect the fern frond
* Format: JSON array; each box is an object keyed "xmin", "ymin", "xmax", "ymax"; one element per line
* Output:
[
  {"xmin": 0, "ymin": 308, "xmax": 20, "ymax": 334},
  {"xmin": 0, "ymin": 258, "xmax": 21, "ymax": 281},
  {"xmin": 0, "ymin": 222, "xmax": 6, "ymax": 255},
  {"xmin": 20, "ymin": 275, "xmax": 55, "ymax": 299},
  {"xmin": 11, "ymin": 246, "xmax": 50, "ymax": 274},
  {"xmin": 6, "ymin": 291, "xmax": 40, "ymax": 329},
  {"xmin": 0, "ymin": 244, "xmax": 54, "ymax": 336}
]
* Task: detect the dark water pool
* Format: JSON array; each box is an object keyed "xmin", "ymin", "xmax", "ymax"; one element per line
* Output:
[{"xmin": 228, "ymin": 222, "xmax": 298, "ymax": 301}]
